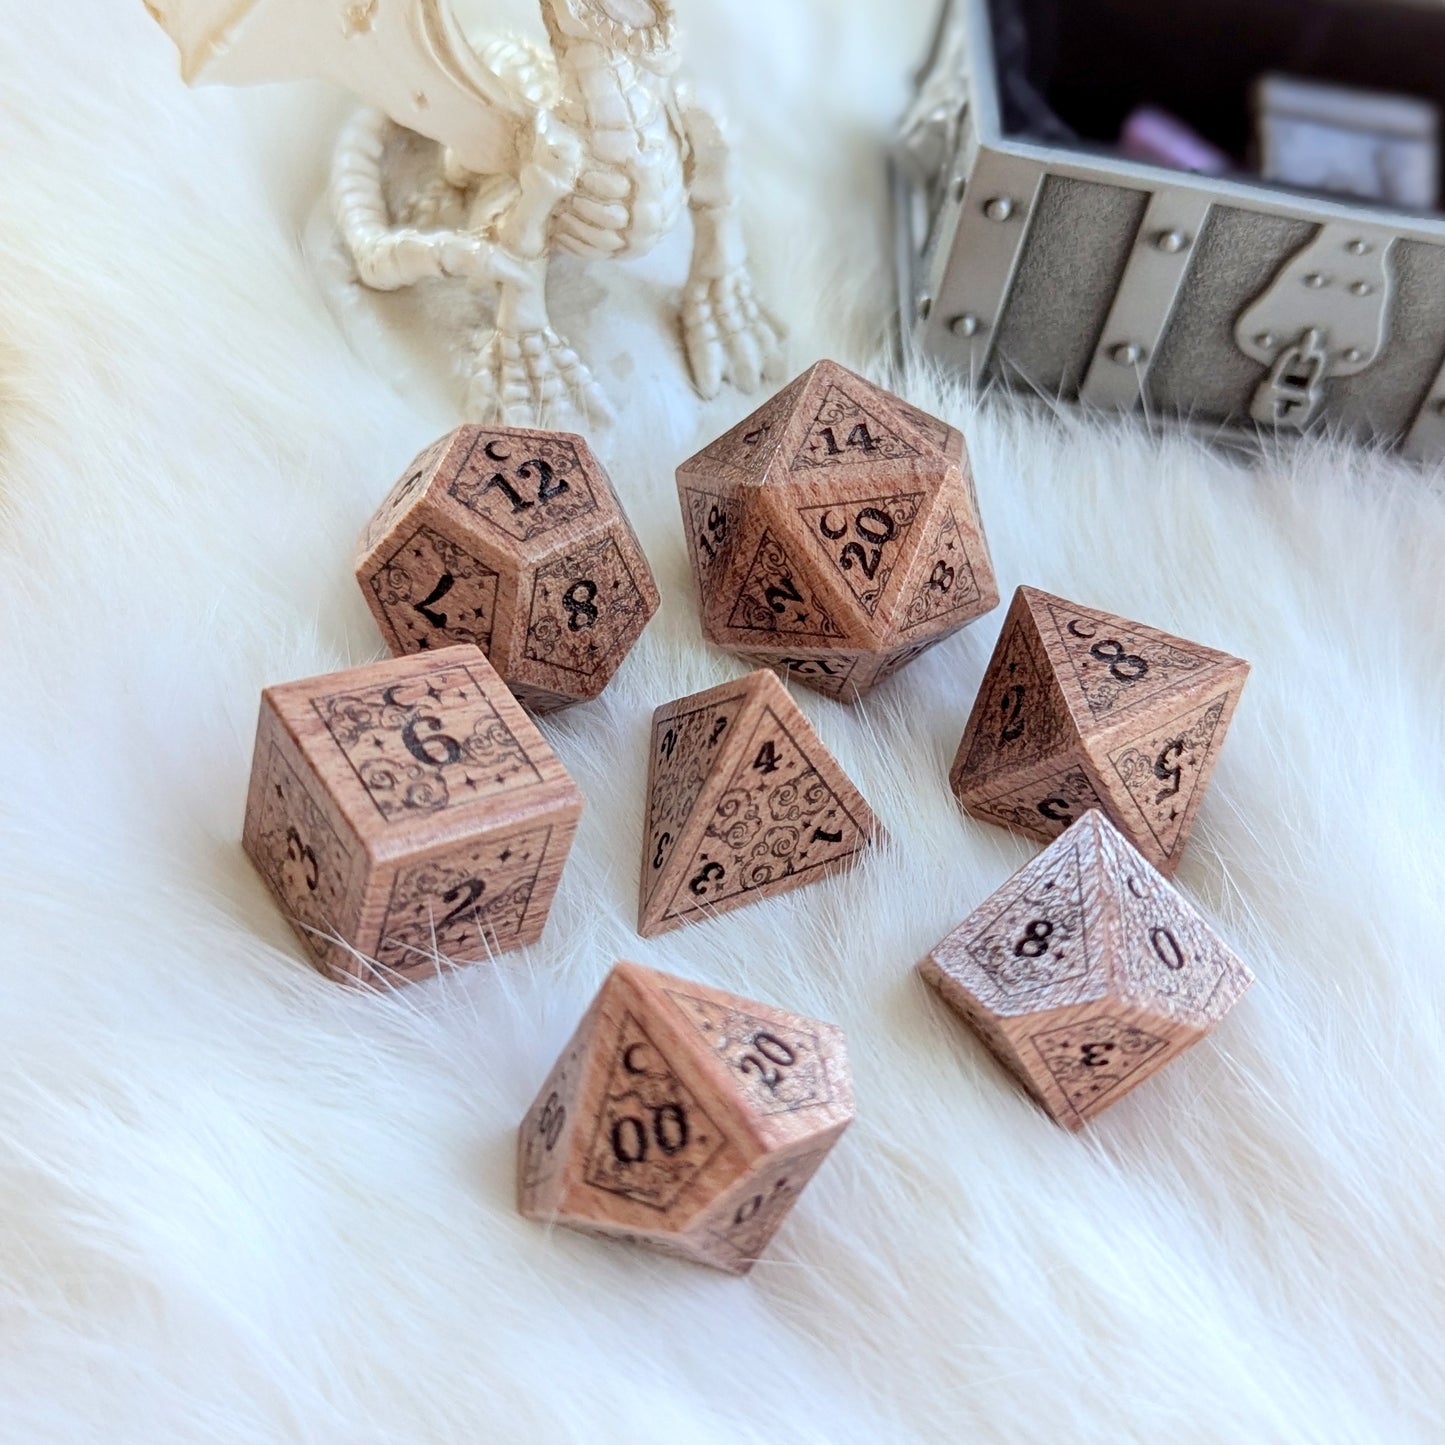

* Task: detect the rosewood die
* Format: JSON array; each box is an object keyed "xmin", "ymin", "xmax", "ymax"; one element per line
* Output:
[
  {"xmin": 921, "ymin": 810, "xmax": 1253, "ymax": 1129},
  {"xmin": 639, "ymin": 669, "xmax": 882, "ymax": 937},
  {"xmin": 242, "ymin": 645, "xmax": 582, "ymax": 983},
  {"xmin": 951, "ymin": 587, "xmax": 1249, "ymax": 876},
  {"xmin": 357, "ymin": 426, "xmax": 659, "ymax": 713},
  {"xmin": 518, "ymin": 961, "xmax": 853, "ymax": 1274},
  {"xmin": 676, "ymin": 360, "xmax": 998, "ymax": 701}
]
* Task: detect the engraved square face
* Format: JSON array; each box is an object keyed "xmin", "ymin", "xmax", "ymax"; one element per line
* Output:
[
  {"xmin": 249, "ymin": 743, "xmax": 361, "ymax": 968},
  {"xmin": 311, "ymin": 663, "xmax": 542, "ymax": 824},
  {"xmin": 374, "ymin": 823, "xmax": 554, "ymax": 972}
]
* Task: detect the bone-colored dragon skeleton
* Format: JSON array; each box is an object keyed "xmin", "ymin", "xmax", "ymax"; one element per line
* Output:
[{"xmin": 146, "ymin": 0, "xmax": 784, "ymax": 423}]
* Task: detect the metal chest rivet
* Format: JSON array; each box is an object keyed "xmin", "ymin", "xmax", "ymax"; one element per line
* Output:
[
  {"xmin": 1303, "ymin": 272, "xmax": 1328, "ymax": 288},
  {"xmin": 1343, "ymin": 346, "xmax": 1364, "ymax": 363},
  {"xmin": 1350, "ymin": 281, "xmax": 1374, "ymax": 296},
  {"xmin": 950, "ymin": 313, "xmax": 983, "ymax": 338},
  {"xmin": 984, "ymin": 196, "xmax": 1015, "ymax": 222},
  {"xmin": 1255, "ymin": 332, "xmax": 1277, "ymax": 350},
  {"xmin": 1111, "ymin": 342, "xmax": 1145, "ymax": 366},
  {"xmin": 1154, "ymin": 229, "xmax": 1190, "ymax": 253},
  {"xmin": 1346, "ymin": 239, "xmax": 1371, "ymax": 256}
]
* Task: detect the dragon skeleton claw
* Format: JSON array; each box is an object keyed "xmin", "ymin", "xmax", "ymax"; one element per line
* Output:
[{"xmin": 150, "ymin": 0, "xmax": 784, "ymax": 425}]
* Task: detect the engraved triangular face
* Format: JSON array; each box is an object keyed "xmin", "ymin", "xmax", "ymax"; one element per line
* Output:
[
  {"xmin": 681, "ymin": 485, "xmax": 735, "ymax": 591},
  {"xmin": 1094, "ymin": 821, "xmax": 1250, "ymax": 1022},
  {"xmin": 954, "ymin": 607, "xmax": 1072, "ymax": 783},
  {"xmin": 641, "ymin": 690, "xmax": 750, "ymax": 912},
  {"xmin": 1103, "ymin": 690, "xmax": 1232, "ymax": 862},
  {"xmin": 1034, "ymin": 595, "xmax": 1219, "ymax": 722},
  {"xmin": 963, "ymin": 763, "xmax": 1105, "ymax": 842},
  {"xmin": 791, "ymin": 382, "xmax": 921, "ymax": 472},
  {"xmin": 727, "ymin": 530, "xmax": 841, "ymax": 638},
  {"xmin": 959, "ymin": 836, "xmax": 1095, "ymax": 1003},
  {"xmin": 663, "ymin": 704, "xmax": 870, "ymax": 926},
  {"xmin": 732, "ymin": 649, "xmax": 861, "ymax": 701},
  {"xmin": 1028, "ymin": 1016, "xmax": 1170, "ymax": 1117},
  {"xmin": 691, "ymin": 377, "xmax": 803, "ymax": 479},
  {"xmin": 796, "ymin": 493, "xmax": 923, "ymax": 617},
  {"xmin": 892, "ymin": 399, "xmax": 953, "ymax": 455},
  {"xmin": 582, "ymin": 1012, "xmax": 726, "ymax": 1212},
  {"xmin": 897, "ymin": 506, "xmax": 982, "ymax": 633},
  {"xmin": 663, "ymin": 990, "xmax": 834, "ymax": 1116}
]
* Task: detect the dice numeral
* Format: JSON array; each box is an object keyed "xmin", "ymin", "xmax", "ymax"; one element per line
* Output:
[
  {"xmin": 400, "ymin": 713, "xmax": 464, "ymax": 768},
  {"xmin": 738, "ymin": 1032, "xmax": 798, "ymax": 1094},
  {"xmin": 1014, "ymin": 919, "xmax": 1054, "ymax": 958},
  {"xmin": 285, "ymin": 826, "xmax": 319, "ymax": 891},
  {"xmin": 562, "ymin": 579, "xmax": 599, "ymax": 631},
  {"xmin": 610, "ymin": 1103, "xmax": 690, "ymax": 1164},
  {"xmin": 437, "ymin": 877, "xmax": 485, "ymax": 931},
  {"xmin": 1151, "ymin": 927, "xmax": 1185, "ymax": 971},
  {"xmin": 1089, "ymin": 638, "xmax": 1149, "ymax": 682},
  {"xmin": 481, "ymin": 456, "xmax": 569, "ymax": 513},
  {"xmin": 414, "ymin": 572, "xmax": 456, "ymax": 629},
  {"xmin": 998, "ymin": 685, "xmax": 1026, "ymax": 745},
  {"xmin": 1153, "ymin": 739, "xmax": 1185, "ymax": 802}
]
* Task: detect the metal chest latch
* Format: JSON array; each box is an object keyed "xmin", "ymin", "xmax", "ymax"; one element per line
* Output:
[
  {"xmin": 1235, "ymin": 224, "xmax": 1396, "ymax": 432},
  {"xmin": 1252, "ymin": 327, "xmax": 1329, "ymax": 426}
]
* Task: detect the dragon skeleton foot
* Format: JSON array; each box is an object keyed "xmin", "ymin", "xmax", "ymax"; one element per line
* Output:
[
  {"xmin": 463, "ymin": 326, "xmax": 614, "ymax": 428},
  {"xmin": 681, "ymin": 268, "xmax": 785, "ymax": 400}
]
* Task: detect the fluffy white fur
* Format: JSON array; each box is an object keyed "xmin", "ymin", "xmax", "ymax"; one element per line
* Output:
[{"xmin": 1, "ymin": 1, "xmax": 1443, "ymax": 1440}]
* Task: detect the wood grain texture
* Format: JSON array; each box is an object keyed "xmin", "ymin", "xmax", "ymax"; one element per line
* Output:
[
  {"xmin": 241, "ymin": 644, "xmax": 583, "ymax": 984},
  {"xmin": 518, "ymin": 960, "xmax": 853, "ymax": 1275},
  {"xmin": 676, "ymin": 360, "xmax": 999, "ymax": 702},
  {"xmin": 920, "ymin": 809, "xmax": 1253, "ymax": 1130},
  {"xmin": 950, "ymin": 585, "xmax": 1250, "ymax": 875},
  {"xmin": 637, "ymin": 669, "xmax": 882, "ymax": 937},
  {"xmin": 356, "ymin": 425, "xmax": 660, "ymax": 713}
]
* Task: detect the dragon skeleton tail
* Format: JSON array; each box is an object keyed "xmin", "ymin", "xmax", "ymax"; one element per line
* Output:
[{"xmin": 331, "ymin": 106, "xmax": 500, "ymax": 291}]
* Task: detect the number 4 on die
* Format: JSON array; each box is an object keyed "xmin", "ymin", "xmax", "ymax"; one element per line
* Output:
[{"xmin": 638, "ymin": 669, "xmax": 883, "ymax": 936}]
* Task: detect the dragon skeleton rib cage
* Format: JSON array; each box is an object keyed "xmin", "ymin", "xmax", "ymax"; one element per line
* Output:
[{"xmin": 149, "ymin": 0, "xmax": 784, "ymax": 424}]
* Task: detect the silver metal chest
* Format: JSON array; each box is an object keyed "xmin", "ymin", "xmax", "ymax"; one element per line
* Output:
[{"xmin": 894, "ymin": 0, "xmax": 1445, "ymax": 459}]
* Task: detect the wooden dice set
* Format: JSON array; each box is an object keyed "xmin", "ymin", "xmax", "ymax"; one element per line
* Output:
[{"xmin": 240, "ymin": 359, "xmax": 1256, "ymax": 1271}]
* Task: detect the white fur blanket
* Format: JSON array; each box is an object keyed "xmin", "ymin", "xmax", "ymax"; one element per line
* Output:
[{"xmin": 2, "ymin": 1, "xmax": 1443, "ymax": 1440}]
